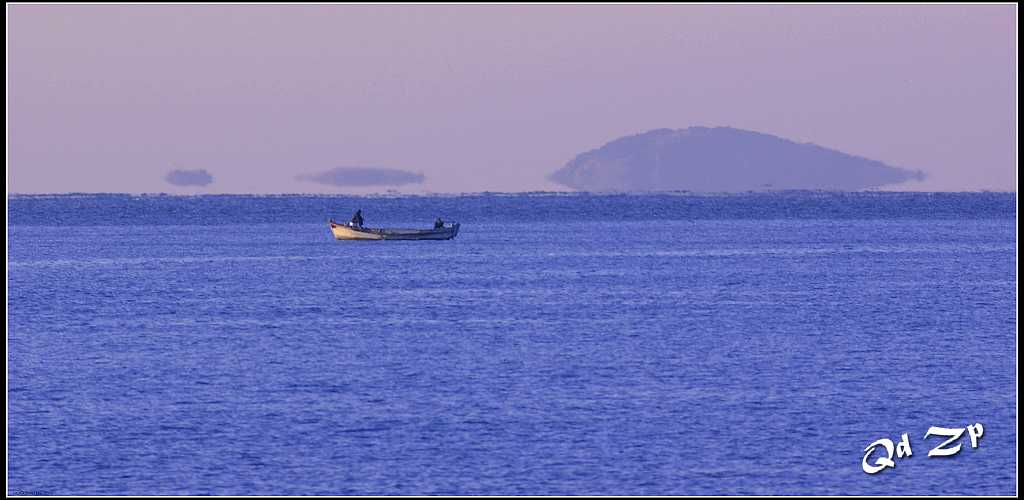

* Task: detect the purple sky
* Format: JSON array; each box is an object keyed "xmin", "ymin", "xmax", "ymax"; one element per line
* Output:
[{"xmin": 8, "ymin": 4, "xmax": 1017, "ymax": 193}]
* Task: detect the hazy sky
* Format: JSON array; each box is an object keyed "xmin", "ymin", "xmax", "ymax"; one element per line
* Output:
[{"xmin": 8, "ymin": 4, "xmax": 1017, "ymax": 193}]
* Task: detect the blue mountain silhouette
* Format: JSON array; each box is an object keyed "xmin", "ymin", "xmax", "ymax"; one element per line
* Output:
[{"xmin": 549, "ymin": 127, "xmax": 924, "ymax": 191}]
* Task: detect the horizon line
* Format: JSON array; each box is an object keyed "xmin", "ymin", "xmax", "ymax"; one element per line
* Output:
[{"xmin": 7, "ymin": 189, "xmax": 1019, "ymax": 197}]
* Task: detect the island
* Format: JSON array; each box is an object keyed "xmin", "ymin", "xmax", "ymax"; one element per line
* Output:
[
  {"xmin": 296, "ymin": 166, "xmax": 425, "ymax": 187},
  {"xmin": 548, "ymin": 127, "xmax": 924, "ymax": 192}
]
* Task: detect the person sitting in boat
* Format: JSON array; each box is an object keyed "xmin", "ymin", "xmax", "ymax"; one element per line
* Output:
[
  {"xmin": 350, "ymin": 209, "xmax": 364, "ymax": 227},
  {"xmin": 434, "ymin": 217, "xmax": 445, "ymax": 230}
]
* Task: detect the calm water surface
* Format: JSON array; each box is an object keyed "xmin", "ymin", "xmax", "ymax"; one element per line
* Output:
[{"xmin": 7, "ymin": 193, "xmax": 1017, "ymax": 495}]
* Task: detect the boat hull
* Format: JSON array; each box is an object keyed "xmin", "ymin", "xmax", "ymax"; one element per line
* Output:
[{"xmin": 329, "ymin": 220, "xmax": 460, "ymax": 241}]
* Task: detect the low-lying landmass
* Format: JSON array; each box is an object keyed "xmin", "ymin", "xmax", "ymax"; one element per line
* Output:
[
  {"xmin": 296, "ymin": 166, "xmax": 425, "ymax": 187},
  {"xmin": 164, "ymin": 168, "xmax": 214, "ymax": 187},
  {"xmin": 549, "ymin": 127, "xmax": 925, "ymax": 192}
]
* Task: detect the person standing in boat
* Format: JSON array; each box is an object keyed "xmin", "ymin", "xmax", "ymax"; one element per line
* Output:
[
  {"xmin": 434, "ymin": 217, "xmax": 445, "ymax": 230},
  {"xmin": 350, "ymin": 209, "xmax": 364, "ymax": 227}
]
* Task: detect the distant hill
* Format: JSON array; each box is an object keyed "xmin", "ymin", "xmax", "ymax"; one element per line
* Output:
[{"xmin": 549, "ymin": 127, "xmax": 924, "ymax": 192}]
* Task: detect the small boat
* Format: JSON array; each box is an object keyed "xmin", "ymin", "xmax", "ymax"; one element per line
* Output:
[{"xmin": 329, "ymin": 219, "xmax": 460, "ymax": 241}]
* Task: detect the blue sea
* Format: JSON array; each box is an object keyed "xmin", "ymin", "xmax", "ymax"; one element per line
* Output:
[{"xmin": 7, "ymin": 192, "xmax": 1017, "ymax": 495}]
